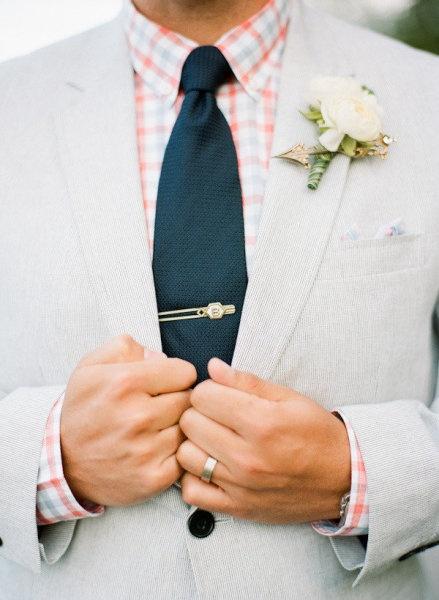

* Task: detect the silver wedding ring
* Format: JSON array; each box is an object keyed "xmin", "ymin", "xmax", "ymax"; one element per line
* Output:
[{"xmin": 200, "ymin": 456, "xmax": 218, "ymax": 483}]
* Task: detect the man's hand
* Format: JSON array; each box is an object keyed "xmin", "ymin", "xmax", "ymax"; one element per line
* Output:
[
  {"xmin": 61, "ymin": 335, "xmax": 197, "ymax": 507},
  {"xmin": 177, "ymin": 358, "xmax": 351, "ymax": 524}
]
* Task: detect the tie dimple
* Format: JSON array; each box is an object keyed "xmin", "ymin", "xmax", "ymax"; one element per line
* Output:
[{"xmin": 181, "ymin": 46, "xmax": 233, "ymax": 94}]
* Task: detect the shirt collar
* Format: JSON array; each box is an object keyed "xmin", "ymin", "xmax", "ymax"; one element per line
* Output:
[{"xmin": 124, "ymin": 0, "xmax": 290, "ymax": 105}]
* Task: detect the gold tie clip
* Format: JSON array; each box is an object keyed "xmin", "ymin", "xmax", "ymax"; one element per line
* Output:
[{"xmin": 158, "ymin": 302, "xmax": 236, "ymax": 323}]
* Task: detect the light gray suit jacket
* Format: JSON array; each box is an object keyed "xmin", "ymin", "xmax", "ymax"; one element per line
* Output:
[{"xmin": 1, "ymin": 1, "xmax": 438, "ymax": 598}]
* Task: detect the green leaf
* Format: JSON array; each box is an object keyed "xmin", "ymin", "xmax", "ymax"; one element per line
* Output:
[
  {"xmin": 341, "ymin": 135, "xmax": 357, "ymax": 157},
  {"xmin": 361, "ymin": 84, "xmax": 375, "ymax": 96},
  {"xmin": 301, "ymin": 107, "xmax": 323, "ymax": 122}
]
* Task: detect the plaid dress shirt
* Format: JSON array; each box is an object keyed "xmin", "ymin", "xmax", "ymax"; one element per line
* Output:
[{"xmin": 36, "ymin": 0, "xmax": 369, "ymax": 537}]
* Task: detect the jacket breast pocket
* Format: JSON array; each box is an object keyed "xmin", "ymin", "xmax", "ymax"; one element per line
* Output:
[{"xmin": 317, "ymin": 233, "xmax": 427, "ymax": 280}]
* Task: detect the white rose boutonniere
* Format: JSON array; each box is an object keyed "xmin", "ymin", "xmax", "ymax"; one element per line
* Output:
[{"xmin": 276, "ymin": 76, "xmax": 395, "ymax": 190}]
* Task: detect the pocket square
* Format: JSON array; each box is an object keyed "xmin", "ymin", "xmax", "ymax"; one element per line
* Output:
[
  {"xmin": 341, "ymin": 218, "xmax": 407, "ymax": 242},
  {"xmin": 374, "ymin": 218, "xmax": 406, "ymax": 239},
  {"xmin": 341, "ymin": 223, "xmax": 362, "ymax": 241}
]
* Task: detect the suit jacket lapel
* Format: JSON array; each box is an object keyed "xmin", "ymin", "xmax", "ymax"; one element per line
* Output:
[
  {"xmin": 53, "ymin": 3, "xmax": 354, "ymax": 372},
  {"xmin": 232, "ymin": 0, "xmax": 353, "ymax": 378},
  {"xmin": 54, "ymin": 16, "xmax": 162, "ymax": 350}
]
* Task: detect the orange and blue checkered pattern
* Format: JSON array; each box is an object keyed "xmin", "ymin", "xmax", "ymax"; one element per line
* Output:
[{"xmin": 127, "ymin": 0, "xmax": 288, "ymax": 268}]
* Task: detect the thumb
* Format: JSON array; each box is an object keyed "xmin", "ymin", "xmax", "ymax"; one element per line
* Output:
[{"xmin": 207, "ymin": 357, "xmax": 291, "ymax": 401}]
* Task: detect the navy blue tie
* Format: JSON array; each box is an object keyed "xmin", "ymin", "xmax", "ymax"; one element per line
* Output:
[{"xmin": 152, "ymin": 46, "xmax": 248, "ymax": 382}]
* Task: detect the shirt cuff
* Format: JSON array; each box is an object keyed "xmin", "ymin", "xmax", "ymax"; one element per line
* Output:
[
  {"xmin": 36, "ymin": 391, "xmax": 105, "ymax": 525},
  {"xmin": 311, "ymin": 411, "xmax": 369, "ymax": 536}
]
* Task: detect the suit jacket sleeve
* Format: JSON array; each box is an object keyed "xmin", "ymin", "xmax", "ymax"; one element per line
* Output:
[
  {"xmin": 0, "ymin": 385, "xmax": 77, "ymax": 573},
  {"xmin": 329, "ymin": 299, "xmax": 439, "ymax": 585}
]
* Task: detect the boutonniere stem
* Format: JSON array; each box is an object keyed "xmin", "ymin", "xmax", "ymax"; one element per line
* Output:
[{"xmin": 307, "ymin": 152, "xmax": 332, "ymax": 191}]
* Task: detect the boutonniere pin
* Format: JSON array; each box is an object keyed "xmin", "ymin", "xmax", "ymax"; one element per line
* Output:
[{"xmin": 276, "ymin": 76, "xmax": 395, "ymax": 190}]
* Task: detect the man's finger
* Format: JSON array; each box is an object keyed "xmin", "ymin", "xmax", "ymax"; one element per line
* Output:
[
  {"xmin": 190, "ymin": 379, "xmax": 265, "ymax": 435},
  {"xmin": 180, "ymin": 472, "xmax": 231, "ymax": 513},
  {"xmin": 176, "ymin": 439, "xmax": 233, "ymax": 485},
  {"xmin": 155, "ymin": 455, "xmax": 184, "ymax": 489},
  {"xmin": 155, "ymin": 424, "xmax": 186, "ymax": 458},
  {"xmin": 149, "ymin": 391, "xmax": 192, "ymax": 430},
  {"xmin": 179, "ymin": 407, "xmax": 241, "ymax": 468},
  {"xmin": 207, "ymin": 358, "xmax": 292, "ymax": 401},
  {"xmin": 98, "ymin": 358, "xmax": 197, "ymax": 396}
]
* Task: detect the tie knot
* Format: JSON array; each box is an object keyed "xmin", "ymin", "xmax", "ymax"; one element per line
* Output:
[{"xmin": 181, "ymin": 46, "xmax": 233, "ymax": 94}]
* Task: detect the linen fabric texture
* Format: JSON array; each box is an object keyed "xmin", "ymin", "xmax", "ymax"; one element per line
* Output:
[{"xmin": 0, "ymin": 0, "xmax": 439, "ymax": 598}]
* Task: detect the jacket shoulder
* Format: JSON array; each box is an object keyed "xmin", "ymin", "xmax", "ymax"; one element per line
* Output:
[
  {"xmin": 0, "ymin": 18, "xmax": 123, "ymax": 115},
  {"xmin": 308, "ymin": 4, "xmax": 439, "ymax": 81}
]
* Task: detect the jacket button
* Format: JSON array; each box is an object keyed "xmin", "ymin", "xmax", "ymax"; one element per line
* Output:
[{"xmin": 188, "ymin": 509, "xmax": 215, "ymax": 538}]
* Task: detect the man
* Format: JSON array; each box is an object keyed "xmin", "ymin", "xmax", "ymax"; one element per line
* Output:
[{"xmin": 0, "ymin": 0, "xmax": 438, "ymax": 598}]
